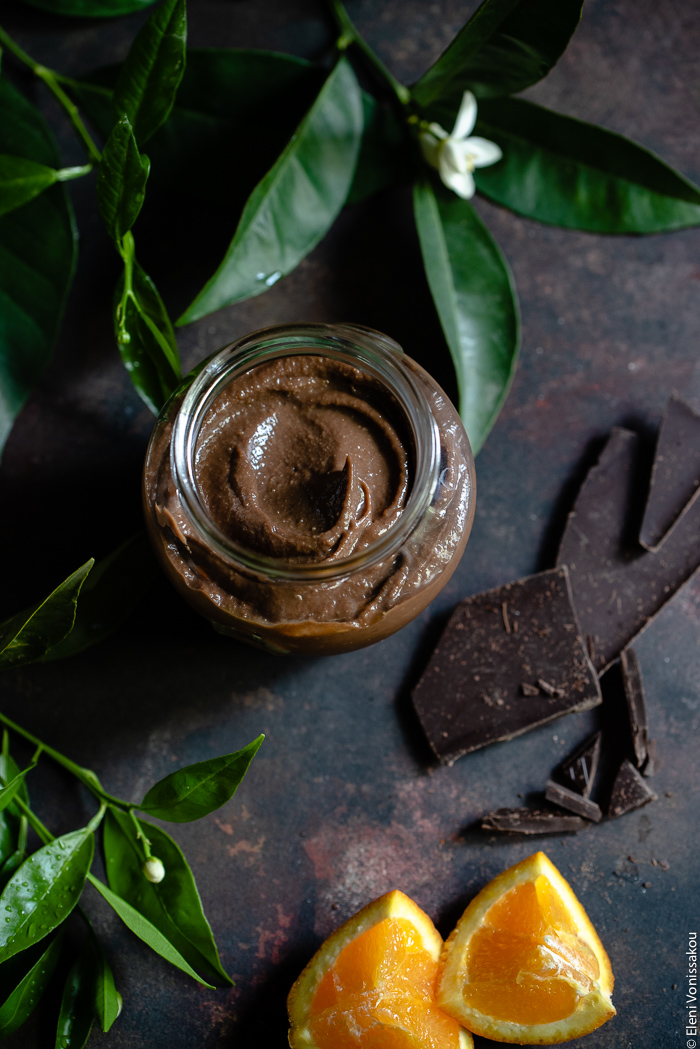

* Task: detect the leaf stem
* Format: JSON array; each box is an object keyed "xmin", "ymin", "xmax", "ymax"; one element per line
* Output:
[
  {"xmin": 128, "ymin": 808, "xmax": 153, "ymax": 860},
  {"xmin": 12, "ymin": 795, "xmax": 52, "ymax": 845},
  {"xmin": 0, "ymin": 710, "xmax": 127, "ymax": 809},
  {"xmin": 0, "ymin": 24, "xmax": 102, "ymax": 164},
  {"xmin": 325, "ymin": 0, "xmax": 411, "ymax": 106}
]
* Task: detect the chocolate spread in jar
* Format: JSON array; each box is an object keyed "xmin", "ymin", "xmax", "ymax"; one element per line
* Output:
[{"xmin": 144, "ymin": 345, "xmax": 474, "ymax": 655}]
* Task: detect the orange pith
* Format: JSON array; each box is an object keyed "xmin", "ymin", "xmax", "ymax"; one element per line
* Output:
[
  {"xmin": 309, "ymin": 917, "xmax": 463, "ymax": 1049},
  {"xmin": 462, "ymin": 877, "xmax": 599, "ymax": 1025}
]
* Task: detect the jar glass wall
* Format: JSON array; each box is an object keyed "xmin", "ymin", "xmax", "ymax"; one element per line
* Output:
[{"xmin": 143, "ymin": 323, "xmax": 476, "ymax": 655}]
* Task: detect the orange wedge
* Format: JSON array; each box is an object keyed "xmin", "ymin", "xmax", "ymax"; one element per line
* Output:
[
  {"xmin": 287, "ymin": 890, "xmax": 473, "ymax": 1049},
  {"xmin": 437, "ymin": 851, "xmax": 615, "ymax": 1044}
]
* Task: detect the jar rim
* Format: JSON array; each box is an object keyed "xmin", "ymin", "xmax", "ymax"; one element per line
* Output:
[{"xmin": 170, "ymin": 323, "xmax": 442, "ymax": 582}]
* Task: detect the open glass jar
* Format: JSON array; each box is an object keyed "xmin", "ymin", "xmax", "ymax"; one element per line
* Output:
[{"xmin": 143, "ymin": 323, "xmax": 475, "ymax": 655}]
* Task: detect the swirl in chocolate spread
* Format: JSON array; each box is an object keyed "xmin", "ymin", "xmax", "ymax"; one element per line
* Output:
[{"xmin": 194, "ymin": 356, "xmax": 411, "ymax": 563}]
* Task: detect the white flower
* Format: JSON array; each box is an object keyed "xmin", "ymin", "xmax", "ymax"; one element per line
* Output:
[{"xmin": 419, "ymin": 91, "xmax": 502, "ymax": 199}]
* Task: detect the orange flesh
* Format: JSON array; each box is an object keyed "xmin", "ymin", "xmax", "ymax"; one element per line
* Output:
[
  {"xmin": 463, "ymin": 876, "xmax": 600, "ymax": 1025},
  {"xmin": 309, "ymin": 918, "xmax": 463, "ymax": 1048}
]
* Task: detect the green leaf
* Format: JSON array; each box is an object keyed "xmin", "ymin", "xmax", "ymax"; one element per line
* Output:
[
  {"xmin": 0, "ymin": 75, "xmax": 77, "ymax": 459},
  {"xmin": 87, "ymin": 874, "xmax": 215, "ymax": 986},
  {"xmin": 115, "ymin": 255, "xmax": 181, "ymax": 413},
  {"xmin": 0, "ymin": 852, "xmax": 25, "ymax": 894},
  {"xmin": 0, "ymin": 750, "xmax": 28, "ymax": 811},
  {"xmin": 87, "ymin": 927, "xmax": 120, "ymax": 1033},
  {"xmin": 0, "ymin": 812, "xmax": 16, "ymax": 867},
  {"xmin": 412, "ymin": 0, "xmax": 583, "ymax": 106},
  {"xmin": 139, "ymin": 735, "xmax": 263, "ymax": 823},
  {"xmin": 473, "ymin": 97, "xmax": 700, "ymax": 232},
  {"xmin": 346, "ymin": 93, "xmax": 412, "ymax": 207},
  {"xmin": 97, "ymin": 115, "xmax": 150, "ymax": 242},
  {"xmin": 0, "ymin": 934, "xmax": 63, "ymax": 1037},
  {"xmin": 104, "ymin": 808, "xmax": 230, "ymax": 986},
  {"xmin": 55, "ymin": 937, "xmax": 94, "ymax": 1049},
  {"xmin": 114, "ymin": 0, "xmax": 187, "ymax": 145},
  {"xmin": 0, "ymin": 752, "xmax": 40, "ymax": 815},
  {"xmin": 0, "ymin": 155, "xmax": 59, "ymax": 219},
  {"xmin": 41, "ymin": 533, "xmax": 157, "ymax": 661},
  {"xmin": 16, "ymin": 0, "xmax": 158, "ymax": 16},
  {"xmin": 0, "ymin": 560, "xmax": 94, "ymax": 670},
  {"xmin": 413, "ymin": 178, "xmax": 520, "ymax": 454},
  {"xmin": 178, "ymin": 56, "xmax": 363, "ymax": 323},
  {"xmin": 0, "ymin": 830, "xmax": 94, "ymax": 963}
]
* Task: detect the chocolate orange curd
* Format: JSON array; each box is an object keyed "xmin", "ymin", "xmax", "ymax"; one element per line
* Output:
[{"xmin": 143, "ymin": 324, "xmax": 475, "ymax": 655}]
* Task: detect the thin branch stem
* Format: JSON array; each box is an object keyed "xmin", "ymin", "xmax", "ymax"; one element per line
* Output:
[
  {"xmin": 325, "ymin": 0, "xmax": 411, "ymax": 106},
  {"xmin": 0, "ymin": 24, "xmax": 102, "ymax": 164},
  {"xmin": 0, "ymin": 710, "xmax": 129, "ymax": 809}
]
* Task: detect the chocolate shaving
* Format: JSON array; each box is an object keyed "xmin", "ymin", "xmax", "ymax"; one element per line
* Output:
[
  {"xmin": 640, "ymin": 394, "xmax": 700, "ymax": 551},
  {"xmin": 620, "ymin": 646, "xmax": 649, "ymax": 767},
  {"xmin": 556, "ymin": 731, "xmax": 601, "ymax": 798},
  {"xmin": 482, "ymin": 807, "xmax": 588, "ymax": 834},
  {"xmin": 521, "ymin": 682, "xmax": 540, "ymax": 697},
  {"xmin": 411, "ymin": 567, "xmax": 601, "ymax": 765},
  {"xmin": 608, "ymin": 759, "xmax": 658, "ymax": 817},
  {"xmin": 545, "ymin": 780, "xmax": 602, "ymax": 822},
  {"xmin": 557, "ymin": 427, "xmax": 700, "ymax": 672},
  {"xmin": 643, "ymin": 738, "xmax": 658, "ymax": 777}
]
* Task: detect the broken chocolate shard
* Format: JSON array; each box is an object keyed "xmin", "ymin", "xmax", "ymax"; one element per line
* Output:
[
  {"xmin": 521, "ymin": 682, "xmax": 540, "ymax": 697},
  {"xmin": 556, "ymin": 731, "xmax": 602, "ymax": 798},
  {"xmin": 557, "ymin": 426, "xmax": 700, "ymax": 672},
  {"xmin": 620, "ymin": 646, "xmax": 649, "ymax": 768},
  {"xmin": 608, "ymin": 758, "xmax": 658, "ymax": 817},
  {"xmin": 640, "ymin": 395, "xmax": 700, "ymax": 551},
  {"xmin": 411, "ymin": 567, "xmax": 601, "ymax": 765},
  {"xmin": 545, "ymin": 780, "xmax": 602, "ymax": 822},
  {"xmin": 482, "ymin": 807, "xmax": 588, "ymax": 834}
]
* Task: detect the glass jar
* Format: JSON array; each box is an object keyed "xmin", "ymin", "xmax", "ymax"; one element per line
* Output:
[{"xmin": 143, "ymin": 323, "xmax": 476, "ymax": 655}]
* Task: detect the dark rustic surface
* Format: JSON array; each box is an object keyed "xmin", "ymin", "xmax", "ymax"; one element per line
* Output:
[{"xmin": 1, "ymin": 1, "xmax": 699, "ymax": 1047}]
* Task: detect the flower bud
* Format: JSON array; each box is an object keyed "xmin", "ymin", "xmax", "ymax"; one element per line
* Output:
[{"xmin": 142, "ymin": 856, "xmax": 165, "ymax": 883}]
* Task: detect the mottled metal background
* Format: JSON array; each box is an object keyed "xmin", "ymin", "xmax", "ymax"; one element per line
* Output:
[{"xmin": 1, "ymin": 1, "xmax": 698, "ymax": 1046}]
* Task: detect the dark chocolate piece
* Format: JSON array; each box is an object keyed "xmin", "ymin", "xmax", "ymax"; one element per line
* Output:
[
  {"xmin": 620, "ymin": 646, "xmax": 648, "ymax": 767},
  {"xmin": 411, "ymin": 567, "xmax": 601, "ymax": 765},
  {"xmin": 545, "ymin": 779, "xmax": 602, "ymax": 822},
  {"xmin": 557, "ymin": 427, "xmax": 700, "ymax": 672},
  {"xmin": 482, "ymin": 807, "xmax": 588, "ymax": 834},
  {"xmin": 556, "ymin": 731, "xmax": 601, "ymax": 797},
  {"xmin": 640, "ymin": 395, "xmax": 700, "ymax": 551},
  {"xmin": 608, "ymin": 758, "xmax": 658, "ymax": 817}
]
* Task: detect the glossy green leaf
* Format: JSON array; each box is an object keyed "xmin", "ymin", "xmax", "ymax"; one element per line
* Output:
[
  {"xmin": 41, "ymin": 533, "xmax": 157, "ymax": 661},
  {"xmin": 104, "ymin": 808, "xmax": 230, "ymax": 986},
  {"xmin": 413, "ymin": 0, "xmax": 583, "ymax": 106},
  {"xmin": 0, "ymin": 155, "xmax": 59, "ymax": 219},
  {"xmin": 0, "ymin": 829, "xmax": 94, "ymax": 963},
  {"xmin": 114, "ymin": 0, "xmax": 187, "ymax": 145},
  {"xmin": 347, "ymin": 93, "xmax": 412, "ymax": 206},
  {"xmin": 16, "ymin": 0, "xmax": 158, "ymax": 16},
  {"xmin": 87, "ymin": 874, "xmax": 214, "ymax": 986},
  {"xmin": 178, "ymin": 57, "xmax": 363, "ymax": 323},
  {"xmin": 413, "ymin": 178, "xmax": 520, "ymax": 453},
  {"xmin": 0, "ymin": 751, "xmax": 40, "ymax": 815},
  {"xmin": 97, "ymin": 115, "xmax": 150, "ymax": 242},
  {"xmin": 0, "ymin": 934, "xmax": 63, "ymax": 1037},
  {"xmin": 0, "ymin": 560, "xmax": 93, "ymax": 670},
  {"xmin": 139, "ymin": 735, "xmax": 263, "ymax": 823},
  {"xmin": 0, "ymin": 747, "xmax": 28, "ymax": 811},
  {"xmin": 0, "ymin": 813, "xmax": 16, "ymax": 867},
  {"xmin": 0, "ymin": 852, "xmax": 25, "ymax": 894},
  {"xmin": 87, "ymin": 927, "xmax": 120, "ymax": 1033},
  {"xmin": 0, "ymin": 75, "xmax": 77, "ymax": 458},
  {"xmin": 55, "ymin": 938, "xmax": 93, "ymax": 1049},
  {"xmin": 114, "ymin": 252, "xmax": 181, "ymax": 413},
  {"xmin": 473, "ymin": 97, "xmax": 700, "ymax": 232}
]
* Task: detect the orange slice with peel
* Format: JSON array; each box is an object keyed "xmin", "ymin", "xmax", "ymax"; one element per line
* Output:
[
  {"xmin": 437, "ymin": 851, "xmax": 615, "ymax": 1044},
  {"xmin": 287, "ymin": 890, "xmax": 473, "ymax": 1049}
]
